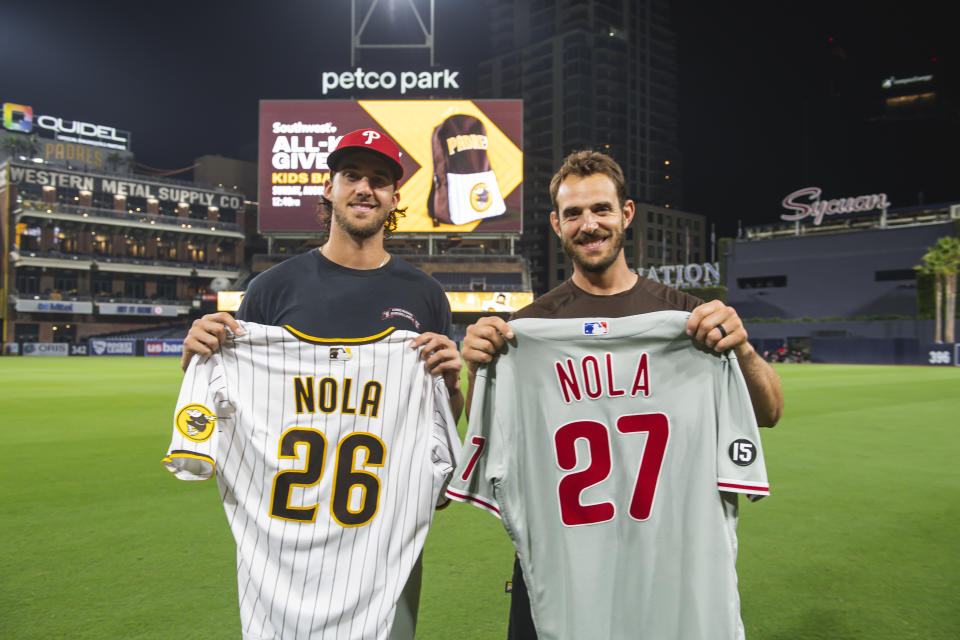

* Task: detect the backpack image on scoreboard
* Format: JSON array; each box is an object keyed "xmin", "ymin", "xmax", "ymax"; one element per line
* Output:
[{"xmin": 427, "ymin": 114, "xmax": 507, "ymax": 226}]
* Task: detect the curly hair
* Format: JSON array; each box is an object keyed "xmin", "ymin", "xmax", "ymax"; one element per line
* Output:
[
  {"xmin": 316, "ymin": 195, "xmax": 408, "ymax": 238},
  {"xmin": 549, "ymin": 150, "xmax": 627, "ymax": 212}
]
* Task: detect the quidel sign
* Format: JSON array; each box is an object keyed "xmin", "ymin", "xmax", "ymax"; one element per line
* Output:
[{"xmin": 3, "ymin": 102, "xmax": 130, "ymax": 150}]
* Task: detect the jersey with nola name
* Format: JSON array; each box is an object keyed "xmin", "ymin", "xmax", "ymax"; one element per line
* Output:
[
  {"xmin": 163, "ymin": 321, "xmax": 461, "ymax": 640},
  {"xmin": 447, "ymin": 311, "xmax": 769, "ymax": 640},
  {"xmin": 238, "ymin": 249, "xmax": 452, "ymax": 339}
]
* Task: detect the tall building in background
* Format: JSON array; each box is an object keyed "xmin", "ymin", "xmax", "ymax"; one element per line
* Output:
[{"xmin": 478, "ymin": 0, "xmax": 683, "ymax": 292}]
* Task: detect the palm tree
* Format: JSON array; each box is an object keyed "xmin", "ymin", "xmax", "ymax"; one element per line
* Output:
[
  {"xmin": 917, "ymin": 236, "xmax": 960, "ymax": 343},
  {"xmin": 935, "ymin": 236, "xmax": 960, "ymax": 343},
  {"xmin": 2, "ymin": 133, "xmax": 41, "ymax": 159},
  {"xmin": 916, "ymin": 247, "xmax": 945, "ymax": 343}
]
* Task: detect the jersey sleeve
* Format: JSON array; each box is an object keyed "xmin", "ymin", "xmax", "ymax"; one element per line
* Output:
[
  {"xmin": 715, "ymin": 353, "xmax": 770, "ymax": 501},
  {"xmin": 161, "ymin": 352, "xmax": 233, "ymax": 481},
  {"xmin": 445, "ymin": 365, "xmax": 505, "ymax": 518},
  {"xmin": 431, "ymin": 377, "xmax": 463, "ymax": 509}
]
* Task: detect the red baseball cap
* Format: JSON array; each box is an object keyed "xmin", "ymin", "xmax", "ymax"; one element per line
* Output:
[{"xmin": 327, "ymin": 128, "xmax": 404, "ymax": 181}]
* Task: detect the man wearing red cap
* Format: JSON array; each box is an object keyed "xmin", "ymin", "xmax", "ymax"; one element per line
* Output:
[
  {"xmin": 182, "ymin": 128, "xmax": 462, "ymax": 412},
  {"xmin": 178, "ymin": 129, "xmax": 462, "ymax": 639}
]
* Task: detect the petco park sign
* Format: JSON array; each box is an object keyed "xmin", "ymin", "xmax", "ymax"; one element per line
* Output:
[
  {"xmin": 321, "ymin": 67, "xmax": 460, "ymax": 95},
  {"xmin": 780, "ymin": 186, "xmax": 890, "ymax": 226}
]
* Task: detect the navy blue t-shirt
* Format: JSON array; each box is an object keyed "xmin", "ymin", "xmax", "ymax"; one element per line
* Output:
[{"xmin": 237, "ymin": 250, "xmax": 452, "ymax": 340}]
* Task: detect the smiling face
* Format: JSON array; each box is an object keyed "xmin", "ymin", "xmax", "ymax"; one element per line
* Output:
[
  {"xmin": 324, "ymin": 150, "xmax": 399, "ymax": 239},
  {"xmin": 551, "ymin": 172, "xmax": 635, "ymax": 274}
]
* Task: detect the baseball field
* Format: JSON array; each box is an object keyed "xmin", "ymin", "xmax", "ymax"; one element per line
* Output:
[{"xmin": 1, "ymin": 357, "xmax": 957, "ymax": 639}]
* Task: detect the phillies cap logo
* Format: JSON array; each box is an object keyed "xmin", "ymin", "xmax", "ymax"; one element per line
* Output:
[{"xmin": 361, "ymin": 130, "xmax": 381, "ymax": 145}]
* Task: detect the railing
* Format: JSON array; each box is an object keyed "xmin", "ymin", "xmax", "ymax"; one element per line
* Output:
[
  {"xmin": 15, "ymin": 249, "xmax": 242, "ymax": 272},
  {"xmin": 11, "ymin": 290, "xmax": 186, "ymax": 306},
  {"xmin": 251, "ymin": 252, "xmax": 525, "ymax": 266},
  {"xmin": 438, "ymin": 284, "xmax": 527, "ymax": 292},
  {"xmin": 744, "ymin": 206, "xmax": 957, "ymax": 241},
  {"xmin": 8, "ymin": 159, "xmax": 245, "ymax": 194},
  {"xmin": 15, "ymin": 201, "xmax": 241, "ymax": 233}
]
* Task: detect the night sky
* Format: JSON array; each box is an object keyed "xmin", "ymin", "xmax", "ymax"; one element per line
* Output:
[{"xmin": 3, "ymin": 0, "xmax": 957, "ymax": 237}]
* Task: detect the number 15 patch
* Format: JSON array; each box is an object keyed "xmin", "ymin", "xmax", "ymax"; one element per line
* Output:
[{"xmin": 727, "ymin": 438, "xmax": 758, "ymax": 466}]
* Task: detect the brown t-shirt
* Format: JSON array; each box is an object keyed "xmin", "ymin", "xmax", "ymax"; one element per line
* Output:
[
  {"xmin": 512, "ymin": 276, "xmax": 702, "ymax": 320},
  {"xmin": 504, "ymin": 275, "xmax": 705, "ymax": 640}
]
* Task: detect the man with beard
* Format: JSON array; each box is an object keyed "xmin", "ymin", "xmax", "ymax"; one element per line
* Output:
[
  {"xmin": 459, "ymin": 150, "xmax": 782, "ymax": 639},
  {"xmin": 182, "ymin": 128, "xmax": 462, "ymax": 415},
  {"xmin": 179, "ymin": 129, "xmax": 462, "ymax": 639}
]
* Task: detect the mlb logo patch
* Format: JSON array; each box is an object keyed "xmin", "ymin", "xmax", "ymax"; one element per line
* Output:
[
  {"xmin": 583, "ymin": 321, "xmax": 608, "ymax": 336},
  {"xmin": 329, "ymin": 347, "xmax": 351, "ymax": 360}
]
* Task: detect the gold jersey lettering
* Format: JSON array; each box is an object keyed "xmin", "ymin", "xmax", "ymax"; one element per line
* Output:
[
  {"xmin": 446, "ymin": 133, "xmax": 489, "ymax": 155},
  {"xmin": 292, "ymin": 376, "xmax": 383, "ymax": 417}
]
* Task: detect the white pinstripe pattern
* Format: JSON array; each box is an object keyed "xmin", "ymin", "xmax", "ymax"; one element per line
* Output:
[{"xmin": 164, "ymin": 322, "xmax": 460, "ymax": 640}]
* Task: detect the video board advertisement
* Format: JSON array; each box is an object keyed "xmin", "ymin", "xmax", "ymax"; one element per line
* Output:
[
  {"xmin": 259, "ymin": 100, "xmax": 522, "ymax": 234},
  {"xmin": 445, "ymin": 291, "xmax": 533, "ymax": 313},
  {"xmin": 218, "ymin": 289, "xmax": 532, "ymax": 314}
]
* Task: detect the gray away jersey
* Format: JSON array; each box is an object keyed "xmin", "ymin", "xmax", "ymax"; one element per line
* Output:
[
  {"xmin": 163, "ymin": 322, "xmax": 461, "ymax": 640},
  {"xmin": 446, "ymin": 311, "xmax": 769, "ymax": 640}
]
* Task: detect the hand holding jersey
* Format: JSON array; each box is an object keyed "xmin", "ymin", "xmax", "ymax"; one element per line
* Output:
[
  {"xmin": 460, "ymin": 151, "xmax": 782, "ymax": 638},
  {"xmin": 170, "ymin": 130, "xmax": 465, "ymax": 639},
  {"xmin": 164, "ymin": 322, "xmax": 461, "ymax": 639},
  {"xmin": 449, "ymin": 312, "xmax": 769, "ymax": 640}
]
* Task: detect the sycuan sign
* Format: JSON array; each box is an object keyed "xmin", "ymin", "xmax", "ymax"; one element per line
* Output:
[{"xmin": 780, "ymin": 186, "xmax": 890, "ymax": 226}]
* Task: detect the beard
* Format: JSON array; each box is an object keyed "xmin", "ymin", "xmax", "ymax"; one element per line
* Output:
[
  {"xmin": 331, "ymin": 200, "xmax": 391, "ymax": 239},
  {"xmin": 561, "ymin": 224, "xmax": 625, "ymax": 273}
]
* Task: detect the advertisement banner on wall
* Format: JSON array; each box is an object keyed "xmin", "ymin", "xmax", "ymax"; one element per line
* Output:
[
  {"xmin": 22, "ymin": 342, "xmax": 69, "ymax": 356},
  {"xmin": 217, "ymin": 291, "xmax": 245, "ymax": 312},
  {"xmin": 98, "ymin": 303, "xmax": 179, "ymax": 317},
  {"xmin": 88, "ymin": 338, "xmax": 136, "ymax": 356},
  {"xmin": 16, "ymin": 299, "xmax": 94, "ymax": 314},
  {"xmin": 258, "ymin": 100, "xmax": 523, "ymax": 234},
  {"xmin": 7, "ymin": 164, "xmax": 245, "ymax": 210},
  {"xmin": 144, "ymin": 340, "xmax": 184, "ymax": 356},
  {"xmin": 444, "ymin": 291, "xmax": 534, "ymax": 313}
]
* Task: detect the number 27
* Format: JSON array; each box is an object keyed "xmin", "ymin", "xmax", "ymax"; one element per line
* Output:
[{"xmin": 555, "ymin": 413, "xmax": 669, "ymax": 526}]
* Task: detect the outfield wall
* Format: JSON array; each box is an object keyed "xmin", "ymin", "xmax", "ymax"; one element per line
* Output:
[
  {"xmin": 745, "ymin": 319, "xmax": 936, "ymax": 342},
  {"xmin": 5, "ymin": 338, "xmax": 183, "ymax": 357},
  {"xmin": 727, "ymin": 222, "xmax": 953, "ymax": 319}
]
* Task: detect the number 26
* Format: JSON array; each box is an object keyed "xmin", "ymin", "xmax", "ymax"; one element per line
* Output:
[{"xmin": 270, "ymin": 428, "xmax": 384, "ymax": 527}]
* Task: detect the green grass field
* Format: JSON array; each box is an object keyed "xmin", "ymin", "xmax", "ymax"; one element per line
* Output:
[{"xmin": 1, "ymin": 358, "xmax": 958, "ymax": 639}]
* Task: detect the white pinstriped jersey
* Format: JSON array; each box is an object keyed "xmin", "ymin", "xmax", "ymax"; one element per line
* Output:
[
  {"xmin": 163, "ymin": 322, "xmax": 461, "ymax": 640},
  {"xmin": 447, "ymin": 311, "xmax": 769, "ymax": 640}
]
